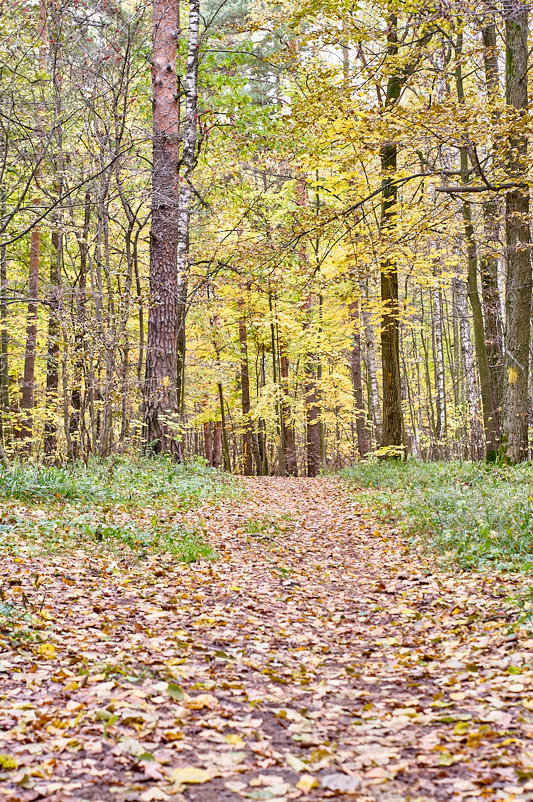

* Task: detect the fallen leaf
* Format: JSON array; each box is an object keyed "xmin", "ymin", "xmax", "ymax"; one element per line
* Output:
[
  {"xmin": 170, "ymin": 766, "xmax": 212, "ymax": 785},
  {"xmin": 297, "ymin": 774, "xmax": 318, "ymax": 792},
  {"xmin": 321, "ymin": 773, "xmax": 362, "ymax": 794},
  {"xmin": 0, "ymin": 754, "xmax": 18, "ymax": 770}
]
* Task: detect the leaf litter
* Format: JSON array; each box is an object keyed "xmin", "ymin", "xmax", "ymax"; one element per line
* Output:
[{"xmin": 1, "ymin": 477, "xmax": 533, "ymax": 801}]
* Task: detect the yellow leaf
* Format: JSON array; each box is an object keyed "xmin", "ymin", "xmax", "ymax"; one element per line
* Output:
[
  {"xmin": 225, "ymin": 734, "xmax": 245, "ymax": 747},
  {"xmin": 454, "ymin": 721, "xmax": 470, "ymax": 735},
  {"xmin": 296, "ymin": 774, "xmax": 318, "ymax": 792},
  {"xmin": 171, "ymin": 766, "xmax": 212, "ymax": 785},
  {"xmin": 187, "ymin": 694, "xmax": 217, "ymax": 710},
  {"xmin": 286, "ymin": 753, "xmax": 307, "ymax": 773},
  {"xmin": 438, "ymin": 752, "xmax": 455, "ymax": 766},
  {"xmin": 36, "ymin": 643, "xmax": 57, "ymax": 659},
  {"xmin": 0, "ymin": 754, "xmax": 17, "ymax": 770}
]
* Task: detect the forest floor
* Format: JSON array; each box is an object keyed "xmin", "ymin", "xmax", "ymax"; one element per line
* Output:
[{"xmin": 1, "ymin": 475, "xmax": 533, "ymax": 802}]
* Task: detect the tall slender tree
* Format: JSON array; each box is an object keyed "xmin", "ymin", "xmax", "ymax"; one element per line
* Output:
[
  {"xmin": 502, "ymin": 0, "xmax": 531, "ymax": 462},
  {"xmin": 144, "ymin": 0, "xmax": 181, "ymax": 456}
]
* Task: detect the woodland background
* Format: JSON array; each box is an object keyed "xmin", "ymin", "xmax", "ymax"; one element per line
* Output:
[{"xmin": 1, "ymin": 0, "xmax": 531, "ymax": 473}]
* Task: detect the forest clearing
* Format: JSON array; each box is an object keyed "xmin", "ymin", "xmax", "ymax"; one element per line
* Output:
[{"xmin": 1, "ymin": 463, "xmax": 533, "ymax": 802}]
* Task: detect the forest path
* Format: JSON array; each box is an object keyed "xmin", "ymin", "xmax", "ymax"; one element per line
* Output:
[{"xmin": 1, "ymin": 477, "xmax": 532, "ymax": 802}]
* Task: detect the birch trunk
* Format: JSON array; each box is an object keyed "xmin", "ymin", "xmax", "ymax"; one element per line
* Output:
[
  {"xmin": 453, "ymin": 277, "xmax": 484, "ymax": 459},
  {"xmin": 455, "ymin": 27, "xmax": 499, "ymax": 458},
  {"xmin": 175, "ymin": 0, "xmax": 201, "ymax": 443}
]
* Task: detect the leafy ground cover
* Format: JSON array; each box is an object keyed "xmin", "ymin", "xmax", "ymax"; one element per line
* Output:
[
  {"xmin": 342, "ymin": 460, "xmax": 533, "ymax": 573},
  {"xmin": 0, "ymin": 458, "xmax": 234, "ymax": 646},
  {"xmin": 0, "ymin": 457, "xmax": 235, "ymax": 561},
  {"xmin": 1, "ymin": 475, "xmax": 533, "ymax": 801}
]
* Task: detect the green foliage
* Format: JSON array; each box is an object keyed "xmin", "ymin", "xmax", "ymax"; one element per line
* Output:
[
  {"xmin": 245, "ymin": 516, "xmax": 282, "ymax": 540},
  {"xmin": 0, "ymin": 458, "xmax": 236, "ymax": 561},
  {"xmin": 0, "ymin": 456, "xmax": 236, "ymax": 508},
  {"xmin": 342, "ymin": 460, "xmax": 533, "ymax": 572}
]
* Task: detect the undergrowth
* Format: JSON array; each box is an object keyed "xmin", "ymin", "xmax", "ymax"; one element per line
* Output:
[
  {"xmin": 0, "ymin": 455, "xmax": 236, "ymax": 507},
  {"xmin": 342, "ymin": 460, "xmax": 533, "ymax": 573},
  {"xmin": 0, "ymin": 456, "xmax": 236, "ymax": 562}
]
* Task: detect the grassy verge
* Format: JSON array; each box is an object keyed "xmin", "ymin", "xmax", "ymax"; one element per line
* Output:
[
  {"xmin": 341, "ymin": 460, "xmax": 533, "ymax": 573},
  {"xmin": 0, "ymin": 457, "xmax": 238, "ymax": 648},
  {"xmin": 0, "ymin": 456, "xmax": 239, "ymax": 562}
]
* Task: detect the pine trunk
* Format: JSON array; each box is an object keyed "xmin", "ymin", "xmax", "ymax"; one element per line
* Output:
[{"xmin": 144, "ymin": 0, "xmax": 181, "ymax": 457}]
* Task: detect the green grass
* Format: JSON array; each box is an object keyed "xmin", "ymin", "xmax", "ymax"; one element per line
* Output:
[
  {"xmin": 341, "ymin": 460, "xmax": 533, "ymax": 573},
  {"xmin": 0, "ymin": 455, "xmax": 236, "ymax": 507},
  {"xmin": 0, "ymin": 456, "xmax": 238, "ymax": 561}
]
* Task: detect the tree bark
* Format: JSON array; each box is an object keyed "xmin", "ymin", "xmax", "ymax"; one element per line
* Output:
[
  {"xmin": 175, "ymin": 0, "xmax": 201, "ymax": 454},
  {"xmin": 502, "ymin": 0, "xmax": 531, "ymax": 462},
  {"xmin": 453, "ymin": 277, "xmax": 484, "ymax": 460},
  {"xmin": 480, "ymin": 21, "xmax": 505, "ymax": 434},
  {"xmin": 349, "ymin": 300, "xmax": 370, "ymax": 458},
  {"xmin": 44, "ymin": 231, "xmax": 61, "ymax": 457},
  {"xmin": 217, "ymin": 381, "xmax": 231, "ymax": 472},
  {"xmin": 455, "ymin": 27, "xmax": 499, "ymax": 459},
  {"xmin": 238, "ymin": 306, "xmax": 254, "ymax": 475},
  {"xmin": 304, "ymin": 294, "xmax": 321, "ymax": 477},
  {"xmin": 359, "ymin": 279, "xmax": 381, "ymax": 444},
  {"xmin": 432, "ymin": 288, "xmax": 446, "ymax": 455},
  {"xmin": 0, "ymin": 190, "xmax": 9, "ymax": 448},
  {"xmin": 379, "ymin": 14, "xmax": 404, "ymax": 458},
  {"xmin": 212, "ymin": 421, "xmax": 222, "ymax": 468},
  {"xmin": 19, "ymin": 0, "xmax": 48, "ymax": 449},
  {"xmin": 144, "ymin": 0, "xmax": 181, "ymax": 457},
  {"xmin": 280, "ymin": 347, "xmax": 298, "ymax": 475}
]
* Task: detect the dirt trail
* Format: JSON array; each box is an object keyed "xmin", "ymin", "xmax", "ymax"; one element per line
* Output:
[{"xmin": 1, "ymin": 477, "xmax": 532, "ymax": 802}]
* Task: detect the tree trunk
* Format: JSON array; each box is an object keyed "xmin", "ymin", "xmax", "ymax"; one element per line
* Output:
[
  {"xmin": 44, "ymin": 231, "xmax": 61, "ymax": 457},
  {"xmin": 455, "ymin": 27, "xmax": 499, "ymax": 459},
  {"xmin": 212, "ymin": 421, "xmax": 222, "ymax": 468},
  {"xmin": 379, "ymin": 13, "xmax": 404, "ymax": 458},
  {"xmin": 217, "ymin": 381, "xmax": 231, "ymax": 472},
  {"xmin": 69, "ymin": 192, "xmax": 91, "ymax": 460},
  {"xmin": 350, "ymin": 300, "xmax": 370, "ymax": 458},
  {"xmin": 453, "ymin": 277, "xmax": 484, "ymax": 460},
  {"xmin": 502, "ymin": 0, "xmax": 531, "ymax": 462},
  {"xmin": 480, "ymin": 22, "xmax": 505, "ymax": 433},
  {"xmin": 359, "ymin": 280, "xmax": 381, "ymax": 444},
  {"xmin": 269, "ymin": 291, "xmax": 285, "ymax": 475},
  {"xmin": 175, "ymin": 0, "xmax": 201, "ymax": 455},
  {"xmin": 19, "ymin": 0, "xmax": 48, "ymax": 449},
  {"xmin": 19, "ymin": 227, "xmax": 40, "ymax": 447},
  {"xmin": 280, "ymin": 347, "xmax": 298, "ymax": 475},
  {"xmin": 238, "ymin": 308, "xmax": 254, "ymax": 475},
  {"xmin": 304, "ymin": 294, "xmax": 321, "ymax": 477},
  {"xmin": 432, "ymin": 288, "xmax": 446, "ymax": 455},
  {"xmin": 144, "ymin": 0, "xmax": 181, "ymax": 457},
  {"xmin": 0, "ymin": 190, "xmax": 9, "ymax": 448}
]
